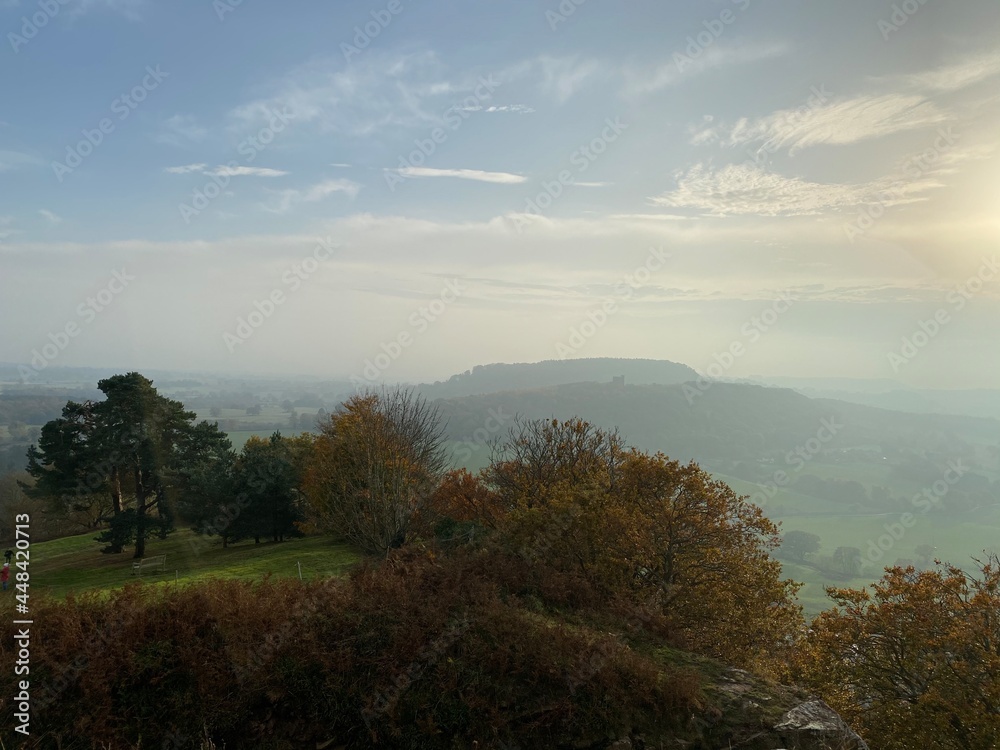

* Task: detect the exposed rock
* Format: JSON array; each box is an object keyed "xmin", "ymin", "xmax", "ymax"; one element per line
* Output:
[
  {"xmin": 774, "ymin": 700, "xmax": 869, "ymax": 750},
  {"xmin": 625, "ymin": 655, "xmax": 871, "ymax": 750}
]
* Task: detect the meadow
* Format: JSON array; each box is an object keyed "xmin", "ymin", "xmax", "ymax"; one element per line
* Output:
[{"xmin": 19, "ymin": 528, "xmax": 360, "ymax": 600}]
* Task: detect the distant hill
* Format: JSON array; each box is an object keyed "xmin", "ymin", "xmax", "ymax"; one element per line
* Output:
[
  {"xmin": 785, "ymin": 387, "xmax": 1000, "ymax": 422},
  {"xmin": 745, "ymin": 376, "xmax": 1000, "ymax": 421},
  {"xmin": 435, "ymin": 380, "xmax": 1000, "ymax": 468},
  {"xmin": 417, "ymin": 358, "xmax": 698, "ymax": 399}
]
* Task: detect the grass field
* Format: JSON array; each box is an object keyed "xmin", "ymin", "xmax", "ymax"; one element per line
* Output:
[{"xmin": 22, "ymin": 528, "xmax": 361, "ymax": 599}]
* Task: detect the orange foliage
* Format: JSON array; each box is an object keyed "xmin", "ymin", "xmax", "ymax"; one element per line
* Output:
[{"xmin": 796, "ymin": 559, "xmax": 1000, "ymax": 750}]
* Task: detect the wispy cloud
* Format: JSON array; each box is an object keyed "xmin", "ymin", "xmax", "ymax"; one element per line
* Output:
[
  {"xmin": 695, "ymin": 93, "xmax": 949, "ymax": 154},
  {"xmin": 38, "ymin": 209, "xmax": 62, "ymax": 225},
  {"xmin": 0, "ymin": 216, "xmax": 17, "ymax": 241},
  {"xmin": 156, "ymin": 115, "xmax": 208, "ymax": 147},
  {"xmin": 893, "ymin": 50, "xmax": 1000, "ymax": 93},
  {"xmin": 652, "ymin": 163, "xmax": 932, "ymax": 216},
  {"xmin": 264, "ymin": 178, "xmax": 360, "ymax": 213},
  {"xmin": 229, "ymin": 51, "xmax": 497, "ymax": 136},
  {"xmin": 457, "ymin": 104, "xmax": 536, "ymax": 114},
  {"xmin": 537, "ymin": 56, "xmax": 601, "ymax": 104},
  {"xmin": 625, "ymin": 42, "xmax": 788, "ymax": 96},
  {"xmin": 165, "ymin": 164, "xmax": 288, "ymax": 177},
  {"xmin": 0, "ymin": 150, "xmax": 40, "ymax": 171},
  {"xmin": 164, "ymin": 163, "xmax": 208, "ymax": 175},
  {"xmin": 397, "ymin": 167, "xmax": 527, "ymax": 184}
]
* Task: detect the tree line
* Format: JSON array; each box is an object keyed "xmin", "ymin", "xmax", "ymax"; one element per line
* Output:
[{"xmin": 18, "ymin": 372, "xmax": 1000, "ymax": 748}]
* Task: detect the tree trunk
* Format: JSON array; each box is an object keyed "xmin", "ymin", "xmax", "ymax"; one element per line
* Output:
[
  {"xmin": 133, "ymin": 468, "xmax": 147, "ymax": 559},
  {"xmin": 111, "ymin": 465, "xmax": 123, "ymax": 515},
  {"xmin": 106, "ymin": 465, "xmax": 125, "ymax": 554}
]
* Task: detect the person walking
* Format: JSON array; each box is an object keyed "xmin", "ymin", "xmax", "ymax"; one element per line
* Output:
[
  {"xmin": 3, "ymin": 549, "xmax": 12, "ymax": 565},
  {"xmin": 1, "ymin": 563, "xmax": 9, "ymax": 591}
]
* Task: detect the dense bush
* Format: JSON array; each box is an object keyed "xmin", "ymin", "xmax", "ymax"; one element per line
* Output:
[{"xmin": 0, "ymin": 548, "xmax": 704, "ymax": 749}]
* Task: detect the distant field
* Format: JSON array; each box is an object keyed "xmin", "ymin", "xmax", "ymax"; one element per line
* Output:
[
  {"xmin": 25, "ymin": 528, "xmax": 361, "ymax": 599},
  {"xmin": 225, "ymin": 430, "xmax": 268, "ymax": 451},
  {"xmin": 720, "ymin": 464, "xmax": 1000, "ymax": 617}
]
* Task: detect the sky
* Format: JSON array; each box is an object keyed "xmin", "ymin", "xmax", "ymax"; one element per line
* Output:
[{"xmin": 1, "ymin": 0, "xmax": 999, "ymax": 388}]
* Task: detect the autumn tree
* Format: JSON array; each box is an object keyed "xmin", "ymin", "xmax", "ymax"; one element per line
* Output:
[
  {"xmin": 798, "ymin": 559, "xmax": 1000, "ymax": 750},
  {"xmin": 303, "ymin": 388, "xmax": 447, "ymax": 555},
  {"xmin": 474, "ymin": 417, "xmax": 802, "ymax": 672},
  {"xmin": 416, "ymin": 468, "xmax": 507, "ymax": 545},
  {"xmin": 483, "ymin": 417, "xmax": 625, "ymax": 510},
  {"xmin": 614, "ymin": 449, "xmax": 802, "ymax": 670}
]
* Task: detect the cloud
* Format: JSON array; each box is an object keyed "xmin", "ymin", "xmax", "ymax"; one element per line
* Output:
[
  {"xmin": 696, "ymin": 93, "xmax": 950, "ymax": 154},
  {"xmin": 894, "ymin": 50, "xmax": 1000, "ymax": 93},
  {"xmin": 229, "ymin": 51, "xmax": 498, "ymax": 136},
  {"xmin": 695, "ymin": 49, "xmax": 1000, "ymax": 156},
  {"xmin": 484, "ymin": 104, "xmax": 535, "ymax": 114},
  {"xmin": 165, "ymin": 164, "xmax": 288, "ymax": 177},
  {"xmin": 396, "ymin": 167, "xmax": 527, "ymax": 184},
  {"xmin": 457, "ymin": 104, "xmax": 536, "ymax": 114},
  {"xmin": 625, "ymin": 42, "xmax": 787, "ymax": 96},
  {"xmin": 38, "ymin": 209, "xmax": 62, "ymax": 225},
  {"xmin": 211, "ymin": 165, "xmax": 288, "ymax": 177},
  {"xmin": 651, "ymin": 163, "xmax": 931, "ymax": 216},
  {"xmin": 536, "ymin": 56, "xmax": 602, "ymax": 104},
  {"xmin": 156, "ymin": 115, "xmax": 208, "ymax": 147},
  {"xmin": 264, "ymin": 178, "xmax": 360, "ymax": 213},
  {"xmin": 164, "ymin": 163, "xmax": 209, "ymax": 175},
  {"xmin": 0, "ymin": 150, "xmax": 40, "ymax": 171},
  {"xmin": 0, "ymin": 216, "xmax": 17, "ymax": 241}
]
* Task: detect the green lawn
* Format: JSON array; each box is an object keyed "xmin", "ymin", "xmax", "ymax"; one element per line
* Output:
[{"xmin": 25, "ymin": 528, "xmax": 362, "ymax": 599}]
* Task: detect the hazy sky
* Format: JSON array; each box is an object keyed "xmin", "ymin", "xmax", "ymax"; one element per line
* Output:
[{"xmin": 1, "ymin": 0, "xmax": 999, "ymax": 387}]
